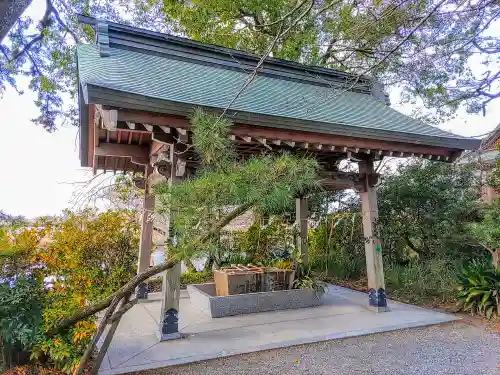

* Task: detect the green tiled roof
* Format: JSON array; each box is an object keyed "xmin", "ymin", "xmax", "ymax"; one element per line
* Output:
[{"xmin": 77, "ymin": 43, "xmax": 477, "ymax": 149}]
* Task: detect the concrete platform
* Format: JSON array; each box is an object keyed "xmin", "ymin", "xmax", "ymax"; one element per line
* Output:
[{"xmin": 98, "ymin": 285, "xmax": 459, "ymax": 375}]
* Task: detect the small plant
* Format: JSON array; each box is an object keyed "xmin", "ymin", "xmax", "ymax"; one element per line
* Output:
[
  {"xmin": 293, "ymin": 265, "xmax": 328, "ymax": 297},
  {"xmin": 274, "ymin": 259, "xmax": 293, "ymax": 270},
  {"xmin": 456, "ymin": 259, "xmax": 500, "ymax": 319}
]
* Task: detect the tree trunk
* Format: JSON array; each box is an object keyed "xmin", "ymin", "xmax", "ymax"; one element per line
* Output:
[
  {"xmin": 491, "ymin": 248, "xmax": 499, "ymax": 269},
  {"xmin": 0, "ymin": 0, "xmax": 33, "ymax": 43}
]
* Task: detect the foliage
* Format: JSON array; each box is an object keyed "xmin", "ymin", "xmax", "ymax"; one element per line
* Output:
[
  {"xmin": 0, "ymin": 209, "xmax": 139, "ymax": 372},
  {"xmin": 153, "ymin": 0, "xmax": 500, "ymax": 120},
  {"xmin": 486, "ymin": 144, "xmax": 500, "ymax": 193},
  {"xmin": 1, "ymin": 0, "xmax": 499, "ymax": 130},
  {"xmin": 456, "ymin": 259, "xmax": 500, "ymax": 319},
  {"xmin": 293, "ymin": 265, "xmax": 328, "ymax": 296},
  {"xmin": 385, "ymin": 258, "xmax": 458, "ymax": 305},
  {"xmin": 308, "ymin": 212, "xmax": 365, "ymax": 280},
  {"xmin": 180, "ymin": 270, "xmax": 213, "ymax": 287},
  {"xmin": 377, "ymin": 159, "xmax": 480, "ymax": 262},
  {"xmin": 0, "ymin": 211, "xmax": 28, "ymax": 228},
  {"xmin": 231, "ymin": 217, "xmax": 295, "ymax": 264},
  {"xmin": 0, "ymin": 226, "xmax": 41, "ymax": 278},
  {"xmin": 468, "ymin": 200, "xmax": 500, "ymax": 268},
  {"xmin": 0, "ymin": 276, "xmax": 43, "ymax": 351},
  {"xmin": 154, "ymin": 108, "xmax": 319, "ymax": 264},
  {"xmin": 38, "ymin": 209, "xmax": 139, "ymax": 304}
]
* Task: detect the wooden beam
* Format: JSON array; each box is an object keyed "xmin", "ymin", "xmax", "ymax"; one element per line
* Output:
[
  {"xmin": 240, "ymin": 136, "xmax": 251, "ymax": 142},
  {"xmin": 256, "ymin": 137, "xmax": 271, "ymax": 150},
  {"xmin": 94, "ymin": 143, "xmax": 150, "ymax": 165},
  {"xmin": 230, "ymin": 124, "xmax": 453, "ymax": 158},
  {"xmin": 88, "ymin": 105, "xmax": 96, "ymax": 169},
  {"xmin": 96, "ymin": 105, "xmax": 117, "ymax": 131},
  {"xmin": 114, "ymin": 110, "xmax": 456, "ymax": 158},
  {"xmin": 272, "ymin": 139, "xmax": 281, "ymax": 146},
  {"xmin": 256, "ymin": 137, "xmax": 266, "ymax": 145},
  {"xmin": 284, "ymin": 141, "xmax": 295, "ymax": 147}
]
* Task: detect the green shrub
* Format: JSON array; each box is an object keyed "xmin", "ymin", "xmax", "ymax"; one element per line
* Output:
[
  {"xmin": 308, "ymin": 217, "xmax": 365, "ymax": 280},
  {"xmin": 456, "ymin": 259, "xmax": 500, "ymax": 319},
  {"xmin": 231, "ymin": 218, "xmax": 294, "ymax": 263},
  {"xmin": 385, "ymin": 258, "xmax": 458, "ymax": 305},
  {"xmin": 0, "ymin": 276, "xmax": 43, "ymax": 351},
  {"xmin": 180, "ymin": 270, "xmax": 213, "ymax": 287}
]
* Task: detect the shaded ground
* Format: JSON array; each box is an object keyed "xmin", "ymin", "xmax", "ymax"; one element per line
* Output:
[{"xmin": 133, "ymin": 322, "xmax": 499, "ymax": 375}]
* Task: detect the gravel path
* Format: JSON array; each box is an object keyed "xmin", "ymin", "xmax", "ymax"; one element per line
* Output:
[{"xmin": 134, "ymin": 322, "xmax": 499, "ymax": 375}]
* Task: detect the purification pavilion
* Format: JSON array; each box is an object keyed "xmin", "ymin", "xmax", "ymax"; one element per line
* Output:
[{"xmin": 76, "ymin": 15, "xmax": 480, "ymax": 340}]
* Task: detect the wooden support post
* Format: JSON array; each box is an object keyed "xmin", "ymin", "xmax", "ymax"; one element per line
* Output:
[
  {"xmin": 158, "ymin": 143, "xmax": 183, "ymax": 340},
  {"xmin": 295, "ymin": 197, "xmax": 308, "ymax": 269},
  {"xmin": 158, "ymin": 262, "xmax": 182, "ymax": 341},
  {"xmin": 136, "ymin": 169, "xmax": 154, "ymax": 299},
  {"xmin": 359, "ymin": 160, "xmax": 389, "ymax": 312}
]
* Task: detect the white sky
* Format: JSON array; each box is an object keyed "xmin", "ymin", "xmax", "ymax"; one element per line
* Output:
[{"xmin": 0, "ymin": 0, "xmax": 499, "ymax": 218}]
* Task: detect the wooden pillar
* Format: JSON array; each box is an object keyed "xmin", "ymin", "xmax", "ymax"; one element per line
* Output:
[
  {"xmin": 359, "ymin": 160, "xmax": 389, "ymax": 312},
  {"xmin": 158, "ymin": 262, "xmax": 181, "ymax": 340},
  {"xmin": 159, "ymin": 142, "xmax": 184, "ymax": 340},
  {"xmin": 296, "ymin": 197, "xmax": 308, "ymax": 269},
  {"xmin": 136, "ymin": 169, "xmax": 154, "ymax": 299}
]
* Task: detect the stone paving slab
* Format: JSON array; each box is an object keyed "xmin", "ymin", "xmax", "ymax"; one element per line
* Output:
[{"xmin": 99, "ymin": 285, "xmax": 459, "ymax": 375}]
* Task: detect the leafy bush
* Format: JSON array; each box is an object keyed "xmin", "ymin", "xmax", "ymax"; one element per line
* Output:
[
  {"xmin": 308, "ymin": 215, "xmax": 365, "ymax": 280},
  {"xmin": 0, "ymin": 276, "xmax": 43, "ymax": 354},
  {"xmin": 385, "ymin": 258, "xmax": 458, "ymax": 305},
  {"xmin": 231, "ymin": 218, "xmax": 294, "ymax": 264},
  {"xmin": 456, "ymin": 259, "xmax": 500, "ymax": 319},
  {"xmin": 0, "ymin": 209, "xmax": 139, "ymax": 373},
  {"xmin": 468, "ymin": 200, "xmax": 500, "ymax": 268},
  {"xmin": 180, "ymin": 270, "xmax": 213, "ymax": 287},
  {"xmin": 378, "ymin": 160, "xmax": 479, "ymax": 262}
]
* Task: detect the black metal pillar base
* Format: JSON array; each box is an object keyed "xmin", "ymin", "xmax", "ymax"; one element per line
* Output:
[
  {"xmin": 136, "ymin": 282, "xmax": 148, "ymax": 300},
  {"xmin": 368, "ymin": 288, "xmax": 390, "ymax": 312},
  {"xmin": 157, "ymin": 307, "xmax": 182, "ymax": 341}
]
